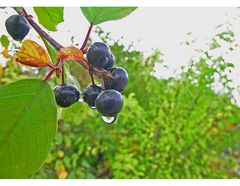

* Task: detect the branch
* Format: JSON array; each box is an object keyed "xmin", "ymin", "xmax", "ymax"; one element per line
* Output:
[
  {"xmin": 80, "ymin": 59, "xmax": 112, "ymax": 80},
  {"xmin": 13, "ymin": 7, "xmax": 63, "ymax": 51},
  {"xmin": 12, "ymin": 7, "xmax": 112, "ymax": 80}
]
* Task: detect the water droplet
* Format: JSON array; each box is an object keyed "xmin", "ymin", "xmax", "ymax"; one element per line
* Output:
[
  {"xmin": 78, "ymin": 97, "xmax": 84, "ymax": 103},
  {"xmin": 102, "ymin": 115, "xmax": 117, "ymax": 124}
]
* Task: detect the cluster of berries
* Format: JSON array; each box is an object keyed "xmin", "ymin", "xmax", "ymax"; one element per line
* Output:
[
  {"xmin": 5, "ymin": 14, "xmax": 129, "ymax": 124},
  {"xmin": 54, "ymin": 42, "xmax": 128, "ymax": 123},
  {"xmin": 84, "ymin": 42, "xmax": 128, "ymax": 121}
]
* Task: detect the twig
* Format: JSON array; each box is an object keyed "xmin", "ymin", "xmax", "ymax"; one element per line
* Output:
[
  {"xmin": 78, "ymin": 60, "xmax": 112, "ymax": 80},
  {"xmin": 80, "ymin": 23, "xmax": 93, "ymax": 51},
  {"xmin": 12, "ymin": 7, "xmax": 112, "ymax": 80},
  {"xmin": 13, "ymin": 7, "xmax": 63, "ymax": 50}
]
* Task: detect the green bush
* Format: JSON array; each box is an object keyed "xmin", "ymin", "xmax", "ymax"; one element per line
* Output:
[
  {"xmin": 1, "ymin": 13, "xmax": 240, "ymax": 178},
  {"xmin": 30, "ymin": 30, "xmax": 240, "ymax": 178}
]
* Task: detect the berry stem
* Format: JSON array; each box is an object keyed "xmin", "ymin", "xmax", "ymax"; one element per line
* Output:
[
  {"xmin": 47, "ymin": 64, "xmax": 55, "ymax": 69},
  {"xmin": 81, "ymin": 47, "xmax": 88, "ymax": 54},
  {"xmin": 89, "ymin": 71, "xmax": 95, "ymax": 85},
  {"xmin": 43, "ymin": 68, "xmax": 56, "ymax": 82},
  {"xmin": 61, "ymin": 62, "xmax": 65, "ymax": 84},
  {"xmin": 101, "ymin": 77, "xmax": 105, "ymax": 90},
  {"xmin": 80, "ymin": 23, "xmax": 93, "ymax": 51},
  {"xmin": 43, "ymin": 59, "xmax": 62, "ymax": 81}
]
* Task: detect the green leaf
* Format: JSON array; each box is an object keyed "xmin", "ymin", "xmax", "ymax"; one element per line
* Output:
[
  {"xmin": 41, "ymin": 37, "xmax": 58, "ymax": 63},
  {"xmin": 80, "ymin": 7, "xmax": 137, "ymax": 25},
  {"xmin": 0, "ymin": 35, "xmax": 9, "ymax": 49},
  {"xmin": 0, "ymin": 79, "xmax": 57, "ymax": 178},
  {"xmin": 226, "ymin": 63, "xmax": 234, "ymax": 68},
  {"xmin": 64, "ymin": 62, "xmax": 81, "ymax": 90},
  {"xmin": 33, "ymin": 7, "xmax": 64, "ymax": 31}
]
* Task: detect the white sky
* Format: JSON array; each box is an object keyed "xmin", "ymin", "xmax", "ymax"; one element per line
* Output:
[{"xmin": 0, "ymin": 7, "xmax": 240, "ymax": 104}]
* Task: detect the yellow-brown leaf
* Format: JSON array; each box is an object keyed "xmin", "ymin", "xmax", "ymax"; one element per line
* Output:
[
  {"xmin": 58, "ymin": 46, "xmax": 83, "ymax": 61},
  {"xmin": 16, "ymin": 39, "xmax": 50, "ymax": 67}
]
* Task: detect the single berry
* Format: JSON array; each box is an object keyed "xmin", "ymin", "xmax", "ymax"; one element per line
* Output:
[
  {"xmin": 53, "ymin": 84, "xmax": 80, "ymax": 108},
  {"xmin": 5, "ymin": 15, "xmax": 30, "ymax": 41},
  {"xmin": 83, "ymin": 84, "xmax": 102, "ymax": 108},
  {"xmin": 104, "ymin": 53, "xmax": 115, "ymax": 70},
  {"xmin": 96, "ymin": 89, "xmax": 123, "ymax": 117},
  {"xmin": 104, "ymin": 67, "xmax": 129, "ymax": 92},
  {"xmin": 87, "ymin": 42, "xmax": 115, "ymax": 69}
]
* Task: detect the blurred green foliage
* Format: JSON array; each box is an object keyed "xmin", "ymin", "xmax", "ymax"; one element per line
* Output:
[{"xmin": 1, "ymin": 25, "xmax": 240, "ymax": 179}]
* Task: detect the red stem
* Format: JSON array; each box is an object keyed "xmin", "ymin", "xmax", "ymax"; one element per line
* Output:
[
  {"xmin": 43, "ymin": 59, "xmax": 62, "ymax": 81},
  {"xmin": 43, "ymin": 68, "xmax": 56, "ymax": 82},
  {"xmin": 89, "ymin": 71, "xmax": 95, "ymax": 85},
  {"xmin": 61, "ymin": 64, "xmax": 65, "ymax": 84},
  {"xmin": 82, "ymin": 48, "xmax": 88, "ymax": 54},
  {"xmin": 80, "ymin": 23, "xmax": 93, "ymax": 51}
]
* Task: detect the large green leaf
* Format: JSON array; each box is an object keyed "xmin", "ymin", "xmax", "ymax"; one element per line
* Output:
[
  {"xmin": 0, "ymin": 79, "xmax": 57, "ymax": 178},
  {"xmin": 34, "ymin": 7, "xmax": 64, "ymax": 31},
  {"xmin": 80, "ymin": 7, "xmax": 137, "ymax": 25}
]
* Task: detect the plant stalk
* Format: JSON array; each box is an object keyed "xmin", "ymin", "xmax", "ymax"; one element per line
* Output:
[{"xmin": 12, "ymin": 7, "xmax": 112, "ymax": 80}]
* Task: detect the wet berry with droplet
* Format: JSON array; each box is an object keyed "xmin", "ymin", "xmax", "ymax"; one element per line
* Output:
[{"xmin": 96, "ymin": 89, "xmax": 123, "ymax": 117}]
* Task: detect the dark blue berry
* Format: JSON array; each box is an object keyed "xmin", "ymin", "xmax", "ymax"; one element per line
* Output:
[
  {"xmin": 5, "ymin": 15, "xmax": 30, "ymax": 41},
  {"xmin": 53, "ymin": 84, "xmax": 80, "ymax": 108},
  {"xmin": 104, "ymin": 54, "xmax": 115, "ymax": 70},
  {"xmin": 83, "ymin": 84, "xmax": 102, "ymax": 108},
  {"xmin": 96, "ymin": 89, "xmax": 123, "ymax": 117},
  {"xmin": 87, "ymin": 42, "xmax": 115, "ymax": 69},
  {"xmin": 104, "ymin": 67, "xmax": 129, "ymax": 92}
]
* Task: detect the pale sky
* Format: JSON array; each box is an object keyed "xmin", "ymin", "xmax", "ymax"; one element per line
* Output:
[{"xmin": 0, "ymin": 7, "xmax": 240, "ymax": 104}]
